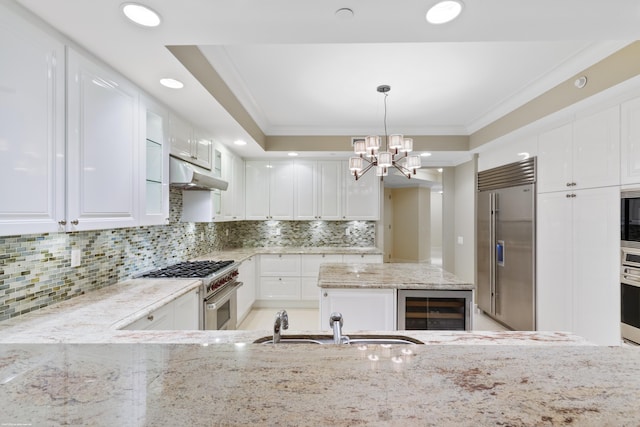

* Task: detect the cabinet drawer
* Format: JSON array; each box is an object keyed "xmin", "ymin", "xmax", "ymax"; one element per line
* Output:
[
  {"xmin": 301, "ymin": 254, "xmax": 343, "ymax": 276},
  {"xmin": 342, "ymin": 254, "xmax": 382, "ymax": 263},
  {"xmin": 259, "ymin": 277, "xmax": 301, "ymax": 300},
  {"xmin": 259, "ymin": 254, "xmax": 301, "ymax": 276}
]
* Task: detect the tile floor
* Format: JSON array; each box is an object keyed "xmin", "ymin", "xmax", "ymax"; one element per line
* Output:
[{"xmin": 238, "ymin": 307, "xmax": 509, "ymax": 332}]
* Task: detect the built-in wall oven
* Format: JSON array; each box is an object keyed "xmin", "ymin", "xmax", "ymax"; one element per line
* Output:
[
  {"xmin": 621, "ymin": 190, "xmax": 640, "ymax": 248},
  {"xmin": 621, "ymin": 247, "xmax": 640, "ymax": 344}
]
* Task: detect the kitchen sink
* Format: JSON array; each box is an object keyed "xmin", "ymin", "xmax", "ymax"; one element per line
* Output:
[{"xmin": 253, "ymin": 334, "xmax": 423, "ymax": 345}]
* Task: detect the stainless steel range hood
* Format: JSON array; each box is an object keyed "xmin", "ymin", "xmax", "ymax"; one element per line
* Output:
[{"xmin": 169, "ymin": 156, "xmax": 228, "ymax": 191}]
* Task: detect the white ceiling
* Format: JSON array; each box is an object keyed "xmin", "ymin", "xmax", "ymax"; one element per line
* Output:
[{"xmin": 14, "ymin": 0, "xmax": 640, "ymax": 165}]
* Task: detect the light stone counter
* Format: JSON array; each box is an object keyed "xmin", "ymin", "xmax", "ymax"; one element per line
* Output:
[
  {"xmin": 191, "ymin": 246, "xmax": 383, "ymax": 263},
  {"xmin": 1, "ymin": 342, "xmax": 640, "ymax": 426},
  {"xmin": 318, "ymin": 262, "xmax": 474, "ymax": 290},
  {"xmin": 3, "ymin": 269, "xmax": 638, "ymax": 425}
]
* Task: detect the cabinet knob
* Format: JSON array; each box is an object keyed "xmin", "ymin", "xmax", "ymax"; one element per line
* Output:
[
  {"xmin": 324, "ymin": 292, "xmax": 328, "ymax": 297},
  {"xmin": 147, "ymin": 315, "xmax": 154, "ymax": 321},
  {"xmin": 58, "ymin": 220, "xmax": 67, "ymax": 226},
  {"xmin": 71, "ymin": 219, "xmax": 79, "ymax": 225},
  {"xmin": 566, "ymin": 182, "xmax": 572, "ymax": 187}
]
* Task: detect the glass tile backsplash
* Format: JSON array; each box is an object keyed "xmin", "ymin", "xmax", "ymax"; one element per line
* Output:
[{"xmin": 0, "ymin": 189, "xmax": 375, "ymax": 321}]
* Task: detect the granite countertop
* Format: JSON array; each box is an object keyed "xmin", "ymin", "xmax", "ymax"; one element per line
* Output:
[
  {"xmin": 0, "ymin": 274, "xmax": 581, "ymax": 345},
  {"xmin": 318, "ymin": 262, "xmax": 474, "ymax": 290},
  {"xmin": 2, "ymin": 342, "xmax": 640, "ymax": 426},
  {"xmin": 3, "ymin": 252, "xmax": 638, "ymax": 425},
  {"xmin": 191, "ymin": 246, "xmax": 383, "ymax": 263}
]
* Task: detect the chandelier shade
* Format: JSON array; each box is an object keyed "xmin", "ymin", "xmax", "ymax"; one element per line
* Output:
[{"xmin": 349, "ymin": 85, "xmax": 422, "ymax": 181}]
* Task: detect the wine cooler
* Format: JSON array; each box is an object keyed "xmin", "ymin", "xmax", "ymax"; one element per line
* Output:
[{"xmin": 397, "ymin": 290, "xmax": 472, "ymax": 330}]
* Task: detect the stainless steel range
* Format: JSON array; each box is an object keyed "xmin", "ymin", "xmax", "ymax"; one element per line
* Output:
[{"xmin": 141, "ymin": 260, "xmax": 242, "ymax": 330}]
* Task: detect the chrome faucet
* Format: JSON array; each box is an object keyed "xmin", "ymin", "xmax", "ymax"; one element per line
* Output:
[
  {"xmin": 273, "ymin": 310, "xmax": 289, "ymax": 343},
  {"xmin": 329, "ymin": 312, "xmax": 344, "ymax": 344}
]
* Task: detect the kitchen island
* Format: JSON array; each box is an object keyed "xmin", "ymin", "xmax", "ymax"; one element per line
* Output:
[
  {"xmin": 1, "ymin": 342, "xmax": 640, "ymax": 426},
  {"xmin": 318, "ymin": 262, "xmax": 475, "ymax": 331},
  {"xmin": 1, "ymin": 261, "xmax": 639, "ymax": 426}
]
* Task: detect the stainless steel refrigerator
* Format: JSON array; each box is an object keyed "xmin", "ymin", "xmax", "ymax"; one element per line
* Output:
[{"xmin": 476, "ymin": 158, "xmax": 536, "ymax": 331}]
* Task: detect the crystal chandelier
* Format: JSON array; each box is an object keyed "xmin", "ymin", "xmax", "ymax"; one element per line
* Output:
[{"xmin": 349, "ymin": 85, "xmax": 422, "ymax": 181}]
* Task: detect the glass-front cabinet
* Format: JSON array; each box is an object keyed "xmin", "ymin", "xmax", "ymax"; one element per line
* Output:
[{"xmin": 140, "ymin": 96, "xmax": 169, "ymax": 225}]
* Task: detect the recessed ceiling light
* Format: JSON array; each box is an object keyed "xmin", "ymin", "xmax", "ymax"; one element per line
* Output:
[
  {"xmin": 159, "ymin": 78, "xmax": 184, "ymax": 89},
  {"xmin": 121, "ymin": 3, "xmax": 161, "ymax": 27},
  {"xmin": 426, "ymin": 0, "xmax": 463, "ymax": 24},
  {"xmin": 288, "ymin": 152, "xmax": 299, "ymax": 157},
  {"xmin": 234, "ymin": 140, "xmax": 247, "ymax": 146},
  {"xmin": 421, "ymin": 152, "xmax": 432, "ymax": 157},
  {"xmin": 335, "ymin": 8, "xmax": 354, "ymax": 20}
]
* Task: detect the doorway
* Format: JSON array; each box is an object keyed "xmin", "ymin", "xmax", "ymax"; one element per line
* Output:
[{"xmin": 383, "ymin": 168, "xmax": 443, "ymax": 264}]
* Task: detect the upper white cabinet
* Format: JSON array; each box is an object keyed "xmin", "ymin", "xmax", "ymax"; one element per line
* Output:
[
  {"xmin": 342, "ymin": 161, "xmax": 381, "ymax": 220},
  {"xmin": 66, "ymin": 47, "xmax": 139, "ymax": 231},
  {"xmin": 621, "ymin": 97, "xmax": 640, "ymax": 185},
  {"xmin": 538, "ymin": 106, "xmax": 620, "ymax": 193},
  {"xmin": 245, "ymin": 160, "xmax": 294, "ymax": 220},
  {"xmin": 168, "ymin": 113, "xmax": 212, "ymax": 170},
  {"xmin": 220, "ymin": 150, "xmax": 245, "ymax": 221},
  {"xmin": 0, "ymin": 7, "xmax": 65, "ymax": 236},
  {"xmin": 139, "ymin": 95, "xmax": 169, "ymax": 226},
  {"xmin": 294, "ymin": 160, "xmax": 342, "ymax": 220},
  {"xmin": 537, "ymin": 186, "xmax": 620, "ymax": 345}
]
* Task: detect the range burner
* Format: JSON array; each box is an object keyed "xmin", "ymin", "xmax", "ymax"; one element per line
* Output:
[{"xmin": 142, "ymin": 260, "xmax": 235, "ymax": 278}]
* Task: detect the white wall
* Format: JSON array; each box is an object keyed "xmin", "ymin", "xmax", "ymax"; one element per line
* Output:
[
  {"xmin": 453, "ymin": 159, "xmax": 476, "ymax": 283},
  {"xmin": 430, "ymin": 191, "xmax": 443, "ymax": 262}
]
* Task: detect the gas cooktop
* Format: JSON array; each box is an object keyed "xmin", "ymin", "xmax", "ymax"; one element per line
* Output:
[{"xmin": 141, "ymin": 260, "xmax": 235, "ymax": 278}]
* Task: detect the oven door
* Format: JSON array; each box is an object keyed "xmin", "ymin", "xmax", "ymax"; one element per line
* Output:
[
  {"xmin": 621, "ymin": 264, "xmax": 640, "ymax": 344},
  {"xmin": 204, "ymin": 281, "xmax": 242, "ymax": 330},
  {"xmin": 621, "ymin": 191, "xmax": 640, "ymax": 247}
]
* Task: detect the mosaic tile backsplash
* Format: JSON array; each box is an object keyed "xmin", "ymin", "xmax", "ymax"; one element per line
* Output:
[{"xmin": 0, "ymin": 189, "xmax": 375, "ymax": 321}]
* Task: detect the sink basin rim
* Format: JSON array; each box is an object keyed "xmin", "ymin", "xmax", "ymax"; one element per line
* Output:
[{"xmin": 253, "ymin": 334, "xmax": 424, "ymax": 345}]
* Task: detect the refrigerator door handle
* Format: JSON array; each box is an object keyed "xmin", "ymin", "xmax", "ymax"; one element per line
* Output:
[{"xmin": 489, "ymin": 192, "xmax": 496, "ymax": 314}]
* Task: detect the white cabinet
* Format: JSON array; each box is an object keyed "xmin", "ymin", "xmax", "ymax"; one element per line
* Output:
[
  {"xmin": 124, "ymin": 288, "xmax": 199, "ymax": 330},
  {"xmin": 258, "ymin": 254, "xmax": 301, "ymax": 300},
  {"xmin": 221, "ymin": 150, "xmax": 245, "ymax": 221},
  {"xmin": 169, "ymin": 113, "xmax": 212, "ymax": 170},
  {"xmin": 621, "ymin": 97, "xmax": 640, "ymax": 185},
  {"xmin": 320, "ymin": 288, "xmax": 395, "ymax": 331},
  {"xmin": 245, "ymin": 161, "xmax": 294, "ymax": 220},
  {"xmin": 66, "ymin": 47, "xmax": 139, "ymax": 231},
  {"xmin": 237, "ymin": 256, "xmax": 256, "ymax": 324},
  {"xmin": 0, "ymin": 8, "xmax": 65, "ymax": 235},
  {"xmin": 537, "ymin": 186, "xmax": 620, "ymax": 345},
  {"xmin": 294, "ymin": 160, "xmax": 342, "ymax": 220},
  {"xmin": 342, "ymin": 161, "xmax": 381, "ymax": 220},
  {"xmin": 301, "ymin": 254, "xmax": 343, "ymax": 300},
  {"xmin": 139, "ymin": 95, "xmax": 169, "ymax": 226},
  {"xmin": 342, "ymin": 254, "xmax": 383, "ymax": 263},
  {"xmin": 538, "ymin": 107, "xmax": 620, "ymax": 193},
  {"xmin": 173, "ymin": 288, "xmax": 200, "ymax": 330}
]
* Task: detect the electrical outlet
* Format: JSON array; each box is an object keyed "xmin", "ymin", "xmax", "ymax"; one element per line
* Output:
[
  {"xmin": 200, "ymin": 232, "xmax": 205, "ymax": 240},
  {"xmin": 457, "ymin": 236, "xmax": 464, "ymax": 245},
  {"xmin": 275, "ymin": 228, "xmax": 281, "ymax": 236},
  {"xmin": 225, "ymin": 228, "xmax": 229, "ymax": 237},
  {"xmin": 71, "ymin": 249, "xmax": 81, "ymax": 268},
  {"xmin": 345, "ymin": 228, "xmax": 350, "ymax": 236}
]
